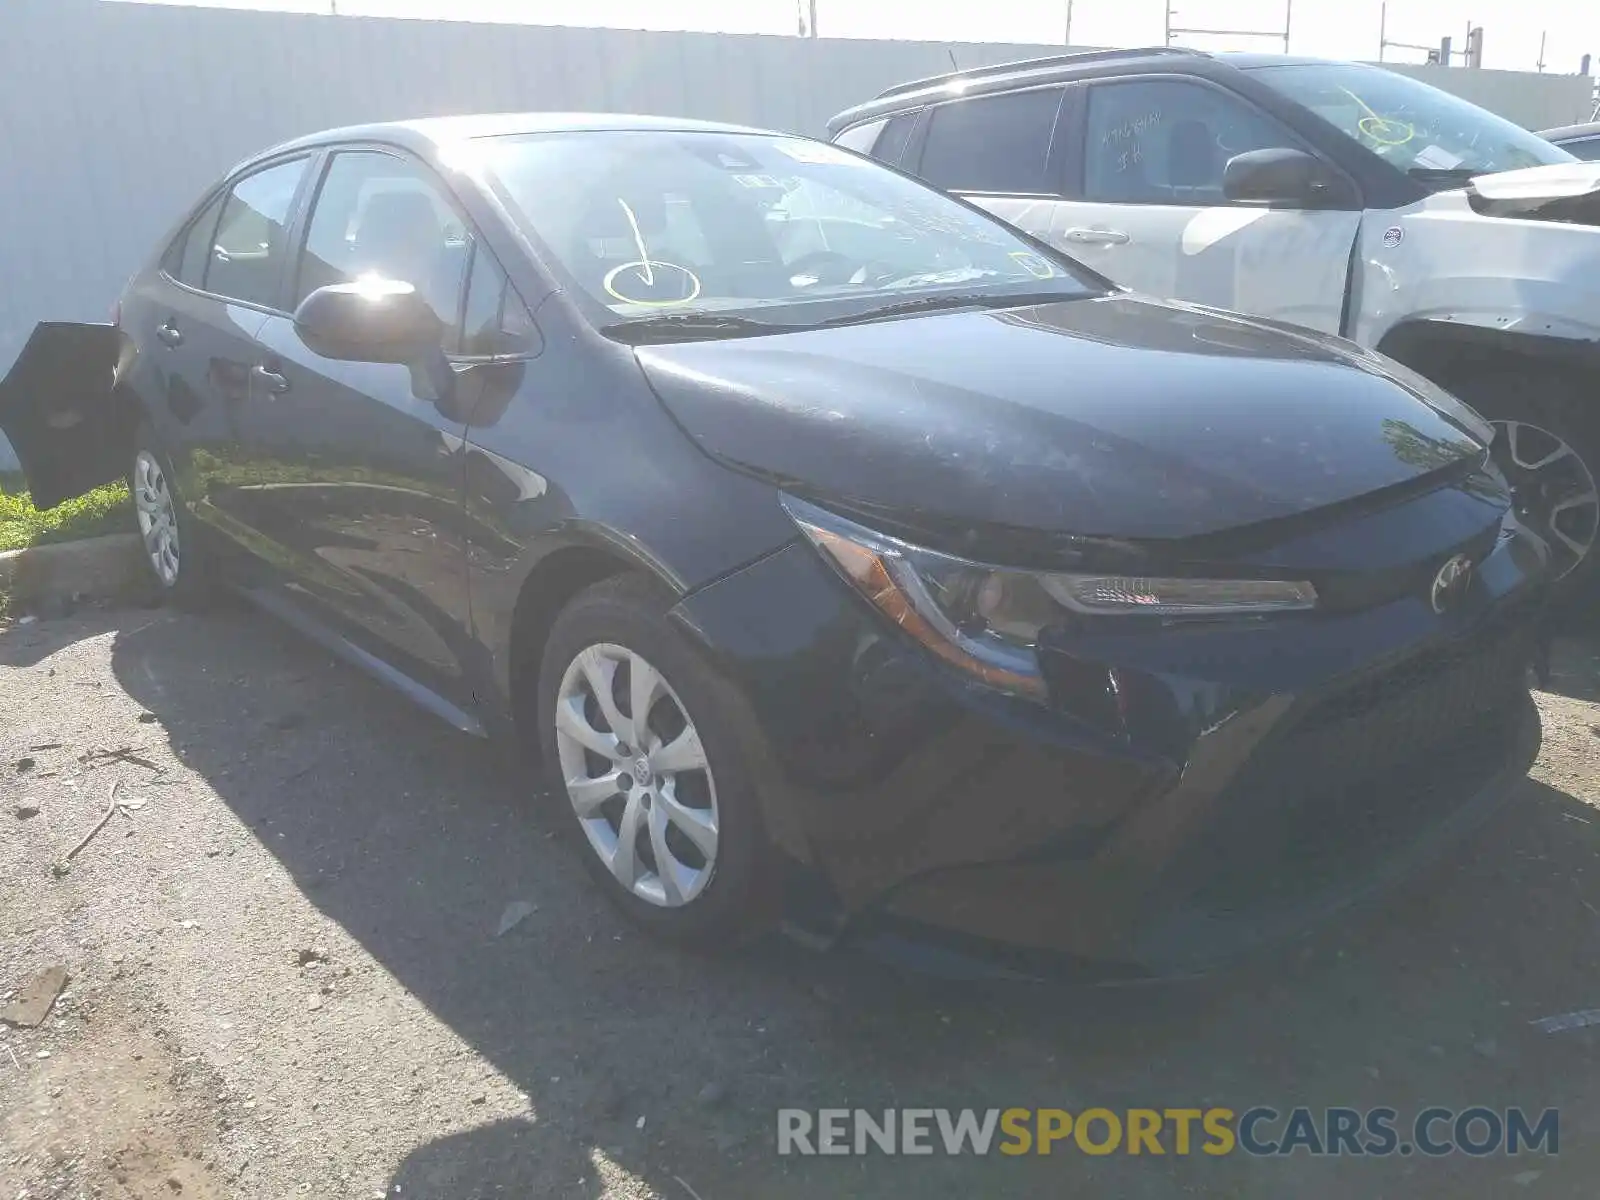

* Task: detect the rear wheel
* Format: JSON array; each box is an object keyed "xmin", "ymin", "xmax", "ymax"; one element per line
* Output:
[
  {"xmin": 536, "ymin": 574, "xmax": 774, "ymax": 949},
  {"xmin": 129, "ymin": 424, "xmax": 214, "ymax": 608}
]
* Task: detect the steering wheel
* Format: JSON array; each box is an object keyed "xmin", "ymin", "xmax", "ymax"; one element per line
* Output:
[{"xmin": 787, "ymin": 250, "xmax": 912, "ymax": 291}]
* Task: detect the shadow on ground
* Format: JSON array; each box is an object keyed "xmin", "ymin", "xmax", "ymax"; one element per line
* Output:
[
  {"xmin": 1545, "ymin": 634, "xmax": 1600, "ymax": 703},
  {"xmin": 16, "ymin": 605, "xmax": 1585, "ymax": 1198}
]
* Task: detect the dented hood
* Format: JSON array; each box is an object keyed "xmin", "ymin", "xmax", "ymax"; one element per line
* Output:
[
  {"xmin": 636, "ymin": 294, "xmax": 1488, "ymax": 542},
  {"xmin": 1467, "ymin": 161, "xmax": 1600, "ymax": 224}
]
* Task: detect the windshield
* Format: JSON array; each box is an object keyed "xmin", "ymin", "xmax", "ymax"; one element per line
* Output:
[
  {"xmin": 471, "ymin": 130, "xmax": 1098, "ymax": 333},
  {"xmin": 1248, "ymin": 61, "xmax": 1574, "ymax": 181}
]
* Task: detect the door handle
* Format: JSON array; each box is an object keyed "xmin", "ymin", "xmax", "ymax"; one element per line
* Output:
[
  {"xmin": 251, "ymin": 364, "xmax": 291, "ymax": 395},
  {"xmin": 156, "ymin": 321, "xmax": 183, "ymax": 348},
  {"xmin": 1060, "ymin": 227, "xmax": 1131, "ymax": 246}
]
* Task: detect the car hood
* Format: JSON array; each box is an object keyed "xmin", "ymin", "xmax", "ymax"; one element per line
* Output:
[
  {"xmin": 1466, "ymin": 161, "xmax": 1600, "ymax": 225},
  {"xmin": 635, "ymin": 293, "xmax": 1488, "ymax": 542},
  {"xmin": 1468, "ymin": 160, "xmax": 1600, "ymax": 201}
]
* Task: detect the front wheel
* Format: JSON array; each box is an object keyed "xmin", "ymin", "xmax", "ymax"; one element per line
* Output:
[
  {"xmin": 128, "ymin": 424, "xmax": 215, "ymax": 608},
  {"xmin": 1447, "ymin": 380, "xmax": 1600, "ymax": 607},
  {"xmin": 536, "ymin": 574, "xmax": 774, "ymax": 949},
  {"xmin": 1492, "ymin": 412, "xmax": 1600, "ymax": 594}
]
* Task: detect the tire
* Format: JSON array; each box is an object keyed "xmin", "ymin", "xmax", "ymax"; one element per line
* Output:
[
  {"xmin": 536, "ymin": 573, "xmax": 774, "ymax": 949},
  {"xmin": 1446, "ymin": 376, "xmax": 1600, "ymax": 609},
  {"xmin": 128, "ymin": 421, "xmax": 216, "ymax": 609}
]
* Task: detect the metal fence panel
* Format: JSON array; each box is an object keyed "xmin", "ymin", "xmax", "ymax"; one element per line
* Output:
[{"xmin": 1, "ymin": 0, "xmax": 1592, "ymax": 473}]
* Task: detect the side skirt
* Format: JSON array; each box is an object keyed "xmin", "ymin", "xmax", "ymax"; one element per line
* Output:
[{"xmin": 239, "ymin": 585, "xmax": 488, "ymax": 738}]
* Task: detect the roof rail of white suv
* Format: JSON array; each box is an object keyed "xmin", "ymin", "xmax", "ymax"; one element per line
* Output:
[{"xmin": 873, "ymin": 46, "xmax": 1202, "ymax": 102}]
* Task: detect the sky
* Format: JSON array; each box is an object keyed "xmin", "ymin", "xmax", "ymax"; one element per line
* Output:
[{"xmin": 119, "ymin": 0, "xmax": 1600, "ymax": 73}]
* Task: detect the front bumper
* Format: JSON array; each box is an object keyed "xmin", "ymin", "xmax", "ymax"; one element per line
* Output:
[
  {"xmin": 673, "ymin": 509, "xmax": 1548, "ymax": 977},
  {"xmin": 851, "ymin": 689, "xmax": 1537, "ymax": 981}
]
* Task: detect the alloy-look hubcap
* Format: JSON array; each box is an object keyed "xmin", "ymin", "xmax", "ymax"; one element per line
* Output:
[
  {"xmin": 1492, "ymin": 420, "xmax": 1600, "ymax": 582},
  {"xmin": 553, "ymin": 643, "xmax": 720, "ymax": 908},
  {"xmin": 133, "ymin": 450, "xmax": 181, "ymax": 587}
]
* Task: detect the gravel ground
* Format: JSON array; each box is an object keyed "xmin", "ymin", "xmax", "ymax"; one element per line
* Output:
[{"xmin": 2, "ymin": 603, "xmax": 1599, "ymax": 1199}]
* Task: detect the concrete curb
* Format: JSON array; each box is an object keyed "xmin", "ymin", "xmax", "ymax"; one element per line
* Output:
[{"xmin": 0, "ymin": 534, "xmax": 152, "ymax": 611}]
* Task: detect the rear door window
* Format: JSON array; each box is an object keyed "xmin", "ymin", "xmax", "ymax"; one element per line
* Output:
[
  {"xmin": 202, "ymin": 157, "xmax": 310, "ymax": 308},
  {"xmin": 916, "ymin": 88, "xmax": 1065, "ymax": 194}
]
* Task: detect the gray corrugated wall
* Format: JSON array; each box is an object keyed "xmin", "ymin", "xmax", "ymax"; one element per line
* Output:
[
  {"xmin": 1379, "ymin": 63, "xmax": 1592, "ymax": 129},
  {"xmin": 0, "ymin": 0, "xmax": 1592, "ymax": 471}
]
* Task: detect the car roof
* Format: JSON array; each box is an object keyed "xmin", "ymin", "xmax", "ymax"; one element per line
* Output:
[
  {"xmin": 1212, "ymin": 52, "xmax": 1352, "ymax": 69},
  {"xmin": 824, "ymin": 48, "xmax": 1371, "ymax": 135},
  {"xmin": 1540, "ymin": 121, "xmax": 1600, "ymax": 141},
  {"xmin": 236, "ymin": 111, "xmax": 777, "ymax": 173}
]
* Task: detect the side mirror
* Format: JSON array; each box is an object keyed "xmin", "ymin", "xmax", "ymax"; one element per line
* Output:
[
  {"xmin": 1222, "ymin": 148, "xmax": 1343, "ymax": 207},
  {"xmin": 293, "ymin": 279, "xmax": 454, "ymax": 404},
  {"xmin": 293, "ymin": 279, "xmax": 443, "ymax": 365}
]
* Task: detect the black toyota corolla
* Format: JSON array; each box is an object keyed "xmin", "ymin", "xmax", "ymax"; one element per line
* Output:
[{"xmin": 0, "ymin": 114, "xmax": 1549, "ymax": 976}]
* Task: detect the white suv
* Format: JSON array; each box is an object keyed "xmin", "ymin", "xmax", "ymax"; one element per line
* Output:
[{"xmin": 831, "ymin": 49, "xmax": 1600, "ymax": 602}]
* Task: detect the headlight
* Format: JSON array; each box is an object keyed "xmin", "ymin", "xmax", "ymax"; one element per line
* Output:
[{"xmin": 784, "ymin": 496, "xmax": 1317, "ymax": 700}]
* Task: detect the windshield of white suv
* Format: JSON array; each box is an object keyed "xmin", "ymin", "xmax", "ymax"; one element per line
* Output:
[
  {"xmin": 471, "ymin": 130, "xmax": 1098, "ymax": 335},
  {"xmin": 1247, "ymin": 61, "xmax": 1574, "ymax": 183}
]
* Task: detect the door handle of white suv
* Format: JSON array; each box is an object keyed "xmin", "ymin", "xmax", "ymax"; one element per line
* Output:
[{"xmin": 1059, "ymin": 227, "xmax": 1131, "ymax": 246}]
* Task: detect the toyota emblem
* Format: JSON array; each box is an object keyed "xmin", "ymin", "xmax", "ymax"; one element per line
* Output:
[{"xmin": 1430, "ymin": 554, "xmax": 1474, "ymax": 614}]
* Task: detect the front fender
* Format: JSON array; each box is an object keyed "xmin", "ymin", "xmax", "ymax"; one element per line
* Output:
[{"xmin": 1353, "ymin": 194, "xmax": 1600, "ymax": 351}]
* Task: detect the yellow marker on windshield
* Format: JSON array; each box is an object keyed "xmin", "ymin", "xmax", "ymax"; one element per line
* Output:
[
  {"xmin": 617, "ymin": 199, "xmax": 654, "ymax": 287},
  {"xmin": 1338, "ymin": 86, "xmax": 1415, "ymax": 147},
  {"xmin": 1009, "ymin": 252, "xmax": 1056, "ymax": 280}
]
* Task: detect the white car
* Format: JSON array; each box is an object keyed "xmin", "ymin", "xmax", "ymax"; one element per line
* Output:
[{"xmin": 831, "ymin": 49, "xmax": 1600, "ymax": 601}]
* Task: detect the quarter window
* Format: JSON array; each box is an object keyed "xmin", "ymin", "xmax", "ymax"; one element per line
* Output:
[
  {"xmin": 459, "ymin": 244, "xmax": 540, "ymax": 358},
  {"xmin": 873, "ymin": 112, "xmax": 919, "ymax": 167},
  {"xmin": 833, "ymin": 119, "xmax": 886, "ymax": 155},
  {"xmin": 917, "ymin": 88, "xmax": 1065, "ymax": 194},
  {"xmin": 1083, "ymin": 80, "xmax": 1301, "ymax": 205},
  {"xmin": 294, "ymin": 151, "xmax": 472, "ymax": 345},
  {"xmin": 203, "ymin": 158, "xmax": 309, "ymax": 308},
  {"xmin": 171, "ymin": 195, "xmax": 225, "ymax": 288}
]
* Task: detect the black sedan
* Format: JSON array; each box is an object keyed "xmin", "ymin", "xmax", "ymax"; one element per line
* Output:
[{"xmin": 0, "ymin": 114, "xmax": 1549, "ymax": 976}]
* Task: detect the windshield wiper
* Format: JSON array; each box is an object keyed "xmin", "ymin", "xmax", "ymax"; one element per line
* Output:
[
  {"xmin": 604, "ymin": 313, "xmax": 790, "ymax": 345},
  {"xmin": 814, "ymin": 290, "xmax": 1081, "ymax": 328},
  {"xmin": 1407, "ymin": 166, "xmax": 1480, "ymax": 185}
]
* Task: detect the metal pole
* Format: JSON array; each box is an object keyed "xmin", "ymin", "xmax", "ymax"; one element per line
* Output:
[
  {"xmin": 1065, "ymin": 0, "xmax": 1074, "ymax": 45},
  {"xmin": 808, "ymin": 0, "xmax": 819, "ymax": 37},
  {"xmin": 1378, "ymin": 2, "xmax": 1386, "ymax": 61},
  {"xmin": 1283, "ymin": 0, "xmax": 1292, "ymax": 53},
  {"xmin": 1164, "ymin": 1, "xmax": 1172, "ymax": 46},
  {"xmin": 1537, "ymin": 30, "xmax": 1546, "ymax": 72}
]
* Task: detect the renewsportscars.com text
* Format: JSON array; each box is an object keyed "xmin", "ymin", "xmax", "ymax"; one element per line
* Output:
[{"xmin": 776, "ymin": 1106, "xmax": 1559, "ymax": 1158}]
